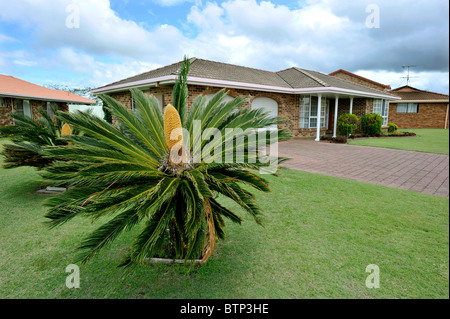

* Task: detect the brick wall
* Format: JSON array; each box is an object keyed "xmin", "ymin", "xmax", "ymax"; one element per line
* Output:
[
  {"xmin": 389, "ymin": 102, "xmax": 450, "ymax": 128},
  {"xmin": 0, "ymin": 97, "xmax": 15, "ymax": 126},
  {"xmin": 108, "ymin": 86, "xmax": 383, "ymax": 138},
  {"xmin": 330, "ymin": 97, "xmax": 371, "ymax": 132},
  {"xmin": 0, "ymin": 98, "xmax": 70, "ymax": 127},
  {"xmin": 110, "ymin": 85, "xmax": 318, "ymax": 138}
]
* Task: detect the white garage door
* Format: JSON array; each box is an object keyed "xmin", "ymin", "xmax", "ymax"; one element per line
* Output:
[{"xmin": 251, "ymin": 97, "xmax": 278, "ymax": 130}]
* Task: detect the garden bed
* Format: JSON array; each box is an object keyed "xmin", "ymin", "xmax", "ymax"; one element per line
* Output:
[{"xmin": 322, "ymin": 131, "xmax": 417, "ymax": 144}]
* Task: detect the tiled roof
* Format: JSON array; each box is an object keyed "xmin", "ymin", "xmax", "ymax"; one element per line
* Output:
[
  {"xmin": 93, "ymin": 57, "xmax": 397, "ymax": 98},
  {"xmin": 389, "ymin": 86, "xmax": 449, "ymax": 102},
  {"xmin": 97, "ymin": 59, "xmax": 189, "ymax": 89},
  {"xmin": 96, "ymin": 58, "xmax": 292, "ymax": 90},
  {"xmin": 188, "ymin": 58, "xmax": 292, "ymax": 88},
  {"xmin": 276, "ymin": 67, "xmax": 393, "ymax": 96},
  {"xmin": 0, "ymin": 74, "xmax": 96, "ymax": 104},
  {"xmin": 328, "ymin": 69, "xmax": 391, "ymax": 90}
]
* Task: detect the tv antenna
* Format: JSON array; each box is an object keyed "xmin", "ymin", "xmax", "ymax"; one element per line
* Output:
[{"xmin": 401, "ymin": 65, "xmax": 418, "ymax": 85}]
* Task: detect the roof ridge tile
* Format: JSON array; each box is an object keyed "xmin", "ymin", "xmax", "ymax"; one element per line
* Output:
[{"xmin": 294, "ymin": 67, "xmax": 328, "ymax": 87}]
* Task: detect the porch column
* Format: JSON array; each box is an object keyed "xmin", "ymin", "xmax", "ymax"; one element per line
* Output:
[
  {"xmin": 315, "ymin": 94, "xmax": 322, "ymax": 142},
  {"xmin": 333, "ymin": 96, "xmax": 339, "ymax": 138},
  {"xmin": 349, "ymin": 97, "xmax": 354, "ymax": 114}
]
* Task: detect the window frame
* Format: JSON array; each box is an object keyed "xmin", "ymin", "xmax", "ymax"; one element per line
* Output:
[
  {"xmin": 299, "ymin": 95, "xmax": 328, "ymax": 129},
  {"xmin": 373, "ymin": 99, "xmax": 389, "ymax": 126},
  {"xmin": 16, "ymin": 99, "xmax": 24, "ymax": 115},
  {"xmin": 397, "ymin": 102, "xmax": 418, "ymax": 114}
]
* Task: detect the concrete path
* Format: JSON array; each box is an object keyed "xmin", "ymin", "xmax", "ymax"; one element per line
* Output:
[{"xmin": 278, "ymin": 139, "xmax": 449, "ymax": 197}]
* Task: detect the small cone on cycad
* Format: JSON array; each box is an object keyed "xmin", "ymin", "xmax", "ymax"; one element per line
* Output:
[
  {"xmin": 61, "ymin": 123, "xmax": 72, "ymax": 145},
  {"xmin": 61, "ymin": 123, "xmax": 72, "ymax": 135}
]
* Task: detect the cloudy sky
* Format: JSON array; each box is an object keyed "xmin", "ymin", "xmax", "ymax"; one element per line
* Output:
[{"xmin": 0, "ymin": 0, "xmax": 448, "ymax": 94}]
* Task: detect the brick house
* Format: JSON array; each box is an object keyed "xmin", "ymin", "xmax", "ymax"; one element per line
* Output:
[
  {"xmin": 0, "ymin": 74, "xmax": 96, "ymax": 126},
  {"xmin": 387, "ymin": 86, "xmax": 449, "ymax": 129},
  {"xmin": 92, "ymin": 58, "xmax": 400, "ymax": 140}
]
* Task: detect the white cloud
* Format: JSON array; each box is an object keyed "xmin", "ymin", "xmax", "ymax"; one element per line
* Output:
[
  {"xmin": 56, "ymin": 48, "xmax": 97, "ymax": 74},
  {"xmin": 184, "ymin": 0, "xmax": 354, "ymax": 71},
  {"xmin": 0, "ymin": 0, "xmax": 185, "ymax": 62},
  {"xmin": 356, "ymin": 70, "xmax": 450, "ymax": 95},
  {"xmin": 153, "ymin": 0, "xmax": 196, "ymax": 6},
  {"xmin": 13, "ymin": 59, "xmax": 37, "ymax": 67},
  {"xmin": 0, "ymin": 0, "xmax": 447, "ymax": 94},
  {"xmin": 50, "ymin": 48, "xmax": 162, "ymax": 87},
  {"xmin": 0, "ymin": 34, "xmax": 18, "ymax": 43}
]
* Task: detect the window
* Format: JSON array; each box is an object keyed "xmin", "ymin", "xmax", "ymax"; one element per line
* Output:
[
  {"xmin": 299, "ymin": 96, "xmax": 328, "ymax": 129},
  {"xmin": 397, "ymin": 103, "xmax": 418, "ymax": 113},
  {"xmin": 131, "ymin": 95, "xmax": 136, "ymax": 111},
  {"xmin": 154, "ymin": 94, "xmax": 163, "ymax": 109},
  {"xmin": 0, "ymin": 98, "xmax": 6, "ymax": 108},
  {"xmin": 44, "ymin": 102, "xmax": 55, "ymax": 119},
  {"xmin": 16, "ymin": 99, "xmax": 24, "ymax": 115},
  {"xmin": 143, "ymin": 91, "xmax": 164, "ymax": 109},
  {"xmin": 373, "ymin": 99, "xmax": 389, "ymax": 126}
]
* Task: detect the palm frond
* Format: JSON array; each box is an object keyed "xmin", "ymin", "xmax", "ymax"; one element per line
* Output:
[{"xmin": 172, "ymin": 55, "xmax": 190, "ymax": 125}]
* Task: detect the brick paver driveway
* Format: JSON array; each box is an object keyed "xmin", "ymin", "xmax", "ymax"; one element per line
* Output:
[{"xmin": 278, "ymin": 139, "xmax": 449, "ymax": 197}]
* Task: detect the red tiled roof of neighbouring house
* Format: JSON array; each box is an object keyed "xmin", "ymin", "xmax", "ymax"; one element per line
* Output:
[
  {"xmin": 389, "ymin": 85, "xmax": 449, "ymax": 102},
  {"xmin": 328, "ymin": 69, "xmax": 392, "ymax": 90},
  {"xmin": 0, "ymin": 74, "xmax": 96, "ymax": 104}
]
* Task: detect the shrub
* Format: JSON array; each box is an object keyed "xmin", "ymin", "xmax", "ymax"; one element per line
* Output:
[
  {"xmin": 388, "ymin": 123, "xmax": 398, "ymax": 133},
  {"xmin": 388, "ymin": 130, "xmax": 416, "ymax": 137},
  {"xmin": 337, "ymin": 113, "xmax": 358, "ymax": 137},
  {"xmin": 0, "ymin": 125, "xmax": 17, "ymax": 137},
  {"xmin": 361, "ymin": 113, "xmax": 382, "ymax": 136}
]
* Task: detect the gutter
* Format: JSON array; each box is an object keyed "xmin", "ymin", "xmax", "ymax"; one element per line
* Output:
[
  {"xmin": 389, "ymin": 99, "xmax": 449, "ymax": 103},
  {"xmin": 92, "ymin": 75, "xmax": 401, "ymax": 100},
  {"xmin": 0, "ymin": 91, "xmax": 96, "ymax": 105},
  {"xmin": 91, "ymin": 75, "xmax": 175, "ymax": 94}
]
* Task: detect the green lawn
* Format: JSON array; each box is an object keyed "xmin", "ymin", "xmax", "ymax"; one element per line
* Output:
[
  {"xmin": 0, "ymin": 138, "xmax": 448, "ymax": 298},
  {"xmin": 348, "ymin": 129, "xmax": 449, "ymax": 155}
]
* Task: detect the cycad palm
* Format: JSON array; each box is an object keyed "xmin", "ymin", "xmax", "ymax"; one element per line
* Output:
[
  {"xmin": 0, "ymin": 104, "xmax": 67, "ymax": 169},
  {"xmin": 42, "ymin": 57, "xmax": 290, "ymax": 267}
]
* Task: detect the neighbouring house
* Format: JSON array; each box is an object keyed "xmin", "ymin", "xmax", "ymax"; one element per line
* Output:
[
  {"xmin": 92, "ymin": 58, "xmax": 400, "ymax": 140},
  {"xmin": 329, "ymin": 69, "xmax": 391, "ymax": 92},
  {"xmin": 387, "ymin": 85, "xmax": 450, "ymax": 129},
  {"xmin": 0, "ymin": 74, "xmax": 96, "ymax": 126}
]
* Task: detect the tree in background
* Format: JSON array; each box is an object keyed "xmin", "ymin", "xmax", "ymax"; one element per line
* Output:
[{"xmin": 45, "ymin": 84, "xmax": 110, "ymax": 122}]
